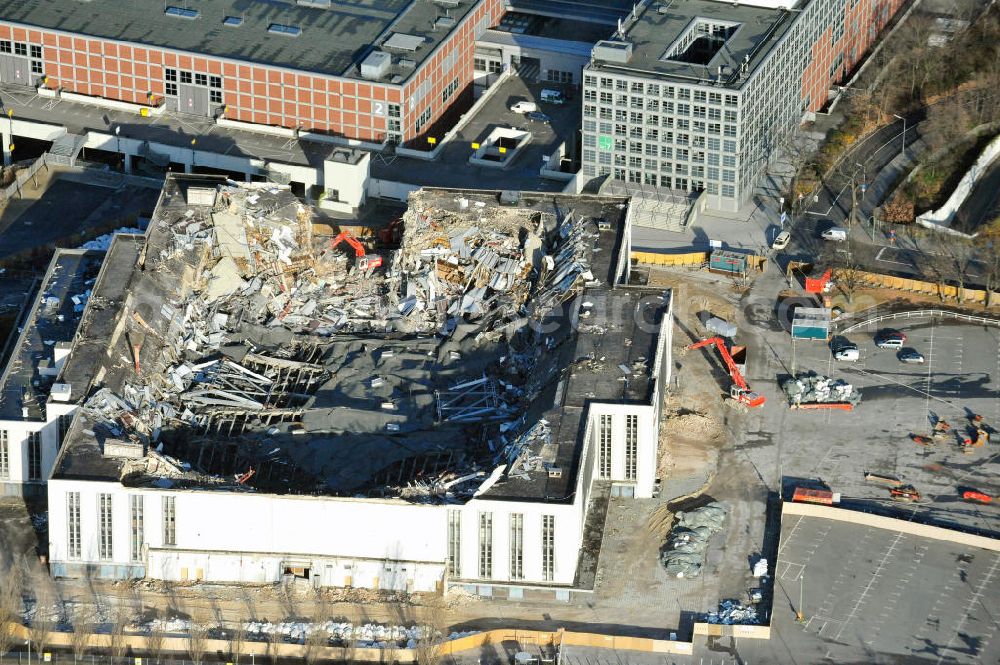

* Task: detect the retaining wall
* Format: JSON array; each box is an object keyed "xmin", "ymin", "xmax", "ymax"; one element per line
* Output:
[{"xmin": 833, "ymin": 268, "xmax": 1000, "ymax": 306}]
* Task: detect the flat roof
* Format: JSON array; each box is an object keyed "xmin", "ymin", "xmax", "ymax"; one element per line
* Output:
[
  {"xmin": 0, "ymin": 250, "xmax": 103, "ymax": 421},
  {"xmin": 587, "ymin": 0, "xmax": 796, "ymax": 89},
  {"xmin": 51, "ymin": 177, "xmax": 664, "ymax": 506},
  {"xmin": 0, "ymin": 0, "xmax": 481, "ymax": 81}
]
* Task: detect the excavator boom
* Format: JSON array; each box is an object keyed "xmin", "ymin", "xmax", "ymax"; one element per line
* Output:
[
  {"xmin": 687, "ymin": 337, "xmax": 764, "ymax": 407},
  {"xmin": 329, "ymin": 229, "xmax": 383, "ymax": 272}
]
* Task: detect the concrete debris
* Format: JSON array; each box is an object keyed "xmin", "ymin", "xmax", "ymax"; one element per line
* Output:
[
  {"xmin": 660, "ymin": 502, "xmax": 727, "ymax": 578},
  {"xmin": 706, "ymin": 600, "xmax": 760, "ymax": 625},
  {"xmin": 65, "ymin": 182, "xmax": 617, "ymax": 502},
  {"xmin": 782, "ymin": 372, "xmax": 861, "ymax": 406}
]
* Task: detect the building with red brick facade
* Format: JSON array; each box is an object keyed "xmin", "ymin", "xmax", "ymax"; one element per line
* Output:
[{"xmin": 0, "ymin": 0, "xmax": 503, "ymax": 146}]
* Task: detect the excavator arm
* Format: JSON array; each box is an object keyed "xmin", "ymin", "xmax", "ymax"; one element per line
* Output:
[
  {"xmin": 687, "ymin": 337, "xmax": 764, "ymax": 407},
  {"xmin": 330, "ymin": 230, "xmax": 367, "ymax": 257}
]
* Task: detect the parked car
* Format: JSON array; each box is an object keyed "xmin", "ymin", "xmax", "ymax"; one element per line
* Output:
[
  {"xmin": 898, "ymin": 348, "xmax": 925, "ymax": 363},
  {"xmin": 875, "ymin": 329, "xmax": 906, "ymax": 348},
  {"xmin": 509, "ymin": 100, "xmax": 537, "ymax": 114},
  {"xmin": 540, "ymin": 88, "xmax": 566, "ymax": 105},
  {"xmin": 821, "ymin": 227, "xmax": 848, "ymax": 241},
  {"xmin": 834, "ymin": 343, "xmax": 859, "ymax": 361},
  {"xmin": 527, "ymin": 111, "xmax": 551, "ymax": 123},
  {"xmin": 771, "ymin": 230, "xmax": 791, "ymax": 250}
]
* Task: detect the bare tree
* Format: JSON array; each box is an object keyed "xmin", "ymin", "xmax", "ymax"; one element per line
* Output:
[
  {"xmin": 0, "ymin": 556, "xmax": 24, "ymax": 660},
  {"xmin": 980, "ymin": 239, "xmax": 1000, "ymax": 307},
  {"xmin": 28, "ymin": 576, "xmax": 56, "ymax": 660},
  {"xmin": 109, "ymin": 588, "xmax": 133, "ymax": 664},
  {"xmin": 186, "ymin": 612, "xmax": 210, "ymax": 665},
  {"xmin": 939, "ymin": 236, "xmax": 976, "ymax": 303},
  {"xmin": 414, "ymin": 599, "xmax": 448, "ymax": 665},
  {"xmin": 228, "ymin": 621, "xmax": 248, "ymax": 665},
  {"xmin": 70, "ymin": 605, "xmax": 94, "ymax": 663},
  {"xmin": 303, "ymin": 623, "xmax": 329, "ymax": 665},
  {"xmin": 146, "ymin": 618, "xmax": 167, "ymax": 665}
]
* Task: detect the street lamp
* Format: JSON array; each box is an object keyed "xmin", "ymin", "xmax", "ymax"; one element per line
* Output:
[
  {"xmin": 190, "ymin": 137, "xmax": 197, "ymax": 172},
  {"xmin": 26, "ymin": 639, "xmax": 31, "ymax": 665},
  {"xmin": 893, "ymin": 113, "xmax": 906, "ymax": 160},
  {"xmin": 796, "ymin": 573, "xmax": 806, "ymax": 623},
  {"xmin": 115, "ymin": 125, "xmax": 122, "ymax": 170}
]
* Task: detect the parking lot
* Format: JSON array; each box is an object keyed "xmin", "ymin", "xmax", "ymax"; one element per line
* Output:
[
  {"xmin": 371, "ymin": 76, "xmax": 580, "ymax": 191},
  {"xmin": 750, "ymin": 318, "xmax": 1000, "ymax": 535}
]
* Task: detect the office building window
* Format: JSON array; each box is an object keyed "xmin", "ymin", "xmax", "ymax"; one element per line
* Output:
[
  {"xmin": 599, "ymin": 414, "xmax": 612, "ymax": 478},
  {"xmin": 67, "ymin": 492, "xmax": 81, "ymax": 559},
  {"xmin": 179, "ymin": 71, "xmax": 192, "ymax": 84},
  {"xmin": 98, "ymin": 494, "xmax": 113, "ymax": 560},
  {"xmin": 194, "ymin": 73, "xmax": 207, "ymax": 86},
  {"xmin": 27, "ymin": 432, "xmax": 41, "ymax": 480},
  {"xmin": 509, "ymin": 513, "xmax": 524, "ymax": 580},
  {"xmin": 162, "ymin": 496, "xmax": 176, "ymax": 546},
  {"xmin": 546, "ymin": 69, "xmax": 572, "ymax": 84},
  {"xmin": 0, "ymin": 41, "xmax": 10, "ymax": 54},
  {"xmin": 478, "ymin": 512, "xmax": 493, "ymax": 579},
  {"xmin": 625, "ymin": 414, "xmax": 638, "ymax": 481},
  {"xmin": 0, "ymin": 430, "xmax": 8, "ymax": 479},
  {"xmin": 129, "ymin": 495, "xmax": 144, "ymax": 563},
  {"xmin": 447, "ymin": 509, "xmax": 461, "ymax": 577},
  {"xmin": 14, "ymin": 43, "xmax": 26, "ymax": 56},
  {"xmin": 542, "ymin": 515, "xmax": 555, "ymax": 582}
]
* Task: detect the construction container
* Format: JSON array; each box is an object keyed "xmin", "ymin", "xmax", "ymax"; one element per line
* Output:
[
  {"xmin": 790, "ymin": 307, "xmax": 831, "ymax": 340},
  {"xmin": 804, "ymin": 267, "xmax": 832, "ymax": 293},
  {"xmin": 708, "ymin": 250, "xmax": 747, "ymax": 275},
  {"xmin": 791, "ymin": 487, "xmax": 841, "ymax": 505}
]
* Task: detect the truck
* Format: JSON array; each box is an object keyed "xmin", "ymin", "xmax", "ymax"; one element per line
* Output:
[{"xmin": 791, "ymin": 487, "xmax": 841, "ymax": 505}]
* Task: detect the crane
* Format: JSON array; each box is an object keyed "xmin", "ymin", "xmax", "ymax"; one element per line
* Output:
[
  {"xmin": 687, "ymin": 337, "xmax": 765, "ymax": 408},
  {"xmin": 330, "ymin": 230, "xmax": 383, "ymax": 272}
]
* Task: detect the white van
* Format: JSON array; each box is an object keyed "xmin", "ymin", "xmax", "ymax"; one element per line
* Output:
[
  {"xmin": 540, "ymin": 89, "xmax": 565, "ymax": 105},
  {"xmin": 510, "ymin": 100, "xmax": 538, "ymax": 114},
  {"xmin": 821, "ymin": 227, "xmax": 848, "ymax": 241}
]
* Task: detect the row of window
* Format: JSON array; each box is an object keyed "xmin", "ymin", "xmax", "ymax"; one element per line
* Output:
[
  {"xmin": 164, "ymin": 68, "xmax": 222, "ymax": 89},
  {"xmin": 441, "ymin": 77, "xmax": 459, "ymax": 105},
  {"xmin": 546, "ymin": 69, "xmax": 573, "ymax": 84},
  {"xmin": 584, "ymin": 75, "xmax": 738, "ymax": 107},
  {"xmin": 473, "ymin": 57, "xmax": 503, "ymax": 74},
  {"xmin": 597, "ymin": 414, "xmax": 638, "ymax": 481},
  {"xmin": 583, "ymin": 164, "xmax": 737, "ymax": 197},
  {"xmin": 583, "ymin": 96, "xmax": 740, "ymax": 123},
  {"xmin": 0, "ymin": 41, "xmax": 44, "ymax": 74},
  {"xmin": 65, "ymin": 492, "xmax": 176, "ymax": 561},
  {"xmin": 446, "ymin": 511, "xmax": 555, "ymax": 582},
  {"xmin": 0, "ymin": 430, "xmax": 42, "ymax": 481},
  {"xmin": 584, "ymin": 153, "xmax": 737, "ymax": 180}
]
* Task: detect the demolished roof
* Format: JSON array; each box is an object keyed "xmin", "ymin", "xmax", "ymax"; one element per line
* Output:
[{"xmin": 51, "ymin": 176, "xmax": 666, "ymax": 504}]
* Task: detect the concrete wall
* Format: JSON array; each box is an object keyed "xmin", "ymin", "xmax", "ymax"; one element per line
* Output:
[{"xmin": 917, "ymin": 133, "xmax": 1000, "ymax": 227}]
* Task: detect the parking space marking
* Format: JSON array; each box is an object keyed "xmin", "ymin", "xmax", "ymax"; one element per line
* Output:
[
  {"xmin": 875, "ymin": 246, "xmax": 909, "ymax": 265},
  {"xmin": 835, "ymin": 531, "xmax": 906, "ymax": 640},
  {"xmin": 934, "ymin": 552, "xmax": 1000, "ymax": 664},
  {"xmin": 777, "ymin": 560, "xmax": 805, "ymax": 581}
]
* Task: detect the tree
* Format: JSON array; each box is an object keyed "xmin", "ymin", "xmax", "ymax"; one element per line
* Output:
[
  {"xmin": 414, "ymin": 599, "xmax": 448, "ymax": 665},
  {"xmin": 28, "ymin": 577, "xmax": 56, "ymax": 661},
  {"xmin": 146, "ymin": 618, "xmax": 167, "ymax": 665},
  {"xmin": 882, "ymin": 193, "xmax": 915, "ymax": 225},
  {"xmin": 228, "ymin": 621, "xmax": 248, "ymax": 665},
  {"xmin": 977, "ymin": 238, "xmax": 1000, "ymax": 307},
  {"xmin": 71, "ymin": 606, "xmax": 95, "ymax": 663},
  {"xmin": 0, "ymin": 557, "xmax": 24, "ymax": 660},
  {"xmin": 940, "ymin": 236, "xmax": 976, "ymax": 303},
  {"xmin": 186, "ymin": 613, "xmax": 210, "ymax": 665},
  {"xmin": 109, "ymin": 590, "xmax": 133, "ymax": 664},
  {"xmin": 303, "ymin": 623, "xmax": 328, "ymax": 665}
]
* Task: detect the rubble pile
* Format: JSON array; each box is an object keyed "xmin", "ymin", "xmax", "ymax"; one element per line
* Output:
[
  {"xmin": 63, "ymin": 182, "xmax": 612, "ymax": 500},
  {"xmin": 660, "ymin": 502, "xmax": 727, "ymax": 578},
  {"xmin": 782, "ymin": 372, "xmax": 861, "ymax": 406},
  {"xmin": 707, "ymin": 600, "xmax": 760, "ymax": 625}
]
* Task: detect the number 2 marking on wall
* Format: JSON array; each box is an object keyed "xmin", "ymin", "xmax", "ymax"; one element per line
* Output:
[{"xmin": 374, "ymin": 102, "xmax": 384, "ymax": 115}]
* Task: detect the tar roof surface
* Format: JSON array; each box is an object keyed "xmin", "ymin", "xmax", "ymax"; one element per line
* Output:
[
  {"xmin": 0, "ymin": 0, "xmax": 476, "ymax": 80},
  {"xmin": 0, "ymin": 250, "xmax": 103, "ymax": 421},
  {"xmin": 590, "ymin": 0, "xmax": 795, "ymax": 88}
]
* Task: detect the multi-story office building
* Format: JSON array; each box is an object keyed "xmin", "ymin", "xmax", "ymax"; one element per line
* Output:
[
  {"xmin": 0, "ymin": 0, "xmax": 504, "ymax": 145},
  {"xmin": 580, "ymin": 0, "xmax": 907, "ymax": 211}
]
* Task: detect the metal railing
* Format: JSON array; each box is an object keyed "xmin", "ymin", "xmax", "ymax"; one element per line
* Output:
[
  {"xmin": 839, "ymin": 308, "xmax": 1000, "ymax": 334},
  {"xmin": 0, "ymin": 153, "xmax": 49, "ymax": 200}
]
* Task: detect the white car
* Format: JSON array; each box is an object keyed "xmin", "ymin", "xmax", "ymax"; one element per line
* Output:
[
  {"xmin": 771, "ymin": 231, "xmax": 790, "ymax": 250},
  {"xmin": 821, "ymin": 227, "xmax": 848, "ymax": 241},
  {"xmin": 509, "ymin": 101, "xmax": 538, "ymax": 114},
  {"xmin": 834, "ymin": 346, "xmax": 860, "ymax": 361}
]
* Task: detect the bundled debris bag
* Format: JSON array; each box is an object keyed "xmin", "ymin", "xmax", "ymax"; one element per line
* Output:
[
  {"xmin": 660, "ymin": 501, "xmax": 727, "ymax": 578},
  {"xmin": 782, "ymin": 371, "xmax": 861, "ymax": 406},
  {"xmin": 707, "ymin": 599, "xmax": 759, "ymax": 625}
]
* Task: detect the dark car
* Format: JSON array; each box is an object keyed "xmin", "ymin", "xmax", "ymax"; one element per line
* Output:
[
  {"xmin": 898, "ymin": 348, "xmax": 925, "ymax": 364},
  {"xmin": 527, "ymin": 111, "xmax": 551, "ymax": 124}
]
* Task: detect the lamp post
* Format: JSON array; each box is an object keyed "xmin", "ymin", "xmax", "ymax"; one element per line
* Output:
[
  {"xmin": 190, "ymin": 137, "xmax": 197, "ymax": 172},
  {"xmin": 893, "ymin": 113, "xmax": 906, "ymax": 160},
  {"xmin": 115, "ymin": 125, "xmax": 122, "ymax": 170},
  {"xmin": 796, "ymin": 573, "xmax": 806, "ymax": 623},
  {"xmin": 26, "ymin": 639, "xmax": 31, "ymax": 665}
]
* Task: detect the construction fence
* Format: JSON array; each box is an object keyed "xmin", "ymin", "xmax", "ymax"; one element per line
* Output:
[
  {"xmin": 631, "ymin": 250, "xmax": 767, "ymax": 272},
  {"xmin": 836, "ymin": 268, "xmax": 1000, "ymax": 307},
  {"xmin": 3, "ymin": 624, "xmax": 702, "ymax": 664}
]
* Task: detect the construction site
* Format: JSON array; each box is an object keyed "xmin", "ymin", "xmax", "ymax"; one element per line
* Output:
[{"xmin": 40, "ymin": 175, "xmax": 672, "ymax": 595}]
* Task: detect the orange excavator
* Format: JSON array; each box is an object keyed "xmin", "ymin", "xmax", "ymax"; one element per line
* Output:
[
  {"xmin": 687, "ymin": 337, "xmax": 766, "ymax": 408},
  {"xmin": 330, "ymin": 229, "xmax": 383, "ymax": 272}
]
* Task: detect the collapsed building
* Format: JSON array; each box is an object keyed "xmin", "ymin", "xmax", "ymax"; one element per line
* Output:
[{"xmin": 46, "ymin": 175, "xmax": 674, "ymax": 597}]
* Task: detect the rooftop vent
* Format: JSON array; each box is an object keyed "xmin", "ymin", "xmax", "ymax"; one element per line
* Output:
[
  {"xmin": 435, "ymin": 16, "xmax": 457, "ymax": 30},
  {"xmin": 165, "ymin": 6, "xmax": 199, "ymax": 19},
  {"xmin": 51, "ymin": 383, "xmax": 72, "ymax": 402},
  {"xmin": 434, "ymin": 0, "xmax": 461, "ymax": 7},
  {"xmin": 223, "ymin": 16, "xmax": 243, "ymax": 27},
  {"xmin": 360, "ymin": 50, "xmax": 392, "ymax": 80},
  {"xmin": 269, "ymin": 23, "xmax": 303, "ymax": 37},
  {"xmin": 399, "ymin": 58, "xmax": 417, "ymax": 69},
  {"xmin": 593, "ymin": 40, "xmax": 633, "ymax": 63},
  {"xmin": 384, "ymin": 33, "xmax": 425, "ymax": 51},
  {"xmin": 297, "ymin": 0, "xmax": 332, "ymax": 7}
]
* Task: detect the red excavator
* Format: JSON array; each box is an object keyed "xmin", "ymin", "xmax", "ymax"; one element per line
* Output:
[
  {"xmin": 330, "ymin": 229, "xmax": 383, "ymax": 272},
  {"xmin": 687, "ymin": 337, "xmax": 766, "ymax": 408}
]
